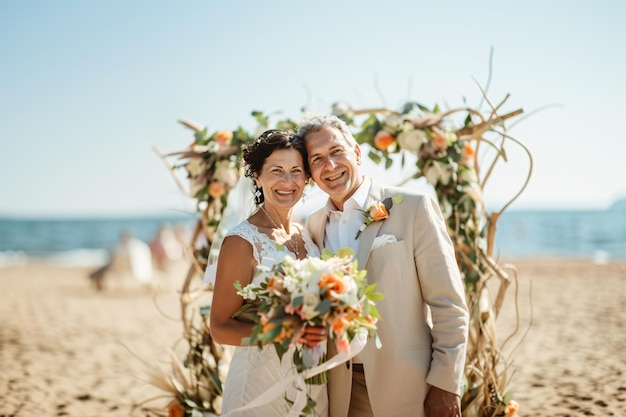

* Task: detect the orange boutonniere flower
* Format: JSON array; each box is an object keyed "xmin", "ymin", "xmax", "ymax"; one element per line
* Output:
[
  {"xmin": 355, "ymin": 196, "xmax": 399, "ymax": 239},
  {"xmin": 355, "ymin": 194, "xmax": 404, "ymax": 239}
]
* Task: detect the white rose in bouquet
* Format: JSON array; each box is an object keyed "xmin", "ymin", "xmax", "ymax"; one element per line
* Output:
[{"xmin": 300, "ymin": 292, "xmax": 322, "ymax": 320}]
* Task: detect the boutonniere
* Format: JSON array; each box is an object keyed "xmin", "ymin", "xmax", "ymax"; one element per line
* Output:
[{"xmin": 355, "ymin": 194, "xmax": 403, "ymax": 239}]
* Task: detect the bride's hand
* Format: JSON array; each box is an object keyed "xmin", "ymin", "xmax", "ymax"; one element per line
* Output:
[{"xmin": 300, "ymin": 325, "xmax": 328, "ymax": 348}]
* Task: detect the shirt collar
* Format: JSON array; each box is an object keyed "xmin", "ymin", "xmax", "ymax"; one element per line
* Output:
[{"xmin": 325, "ymin": 176, "xmax": 371, "ymax": 213}]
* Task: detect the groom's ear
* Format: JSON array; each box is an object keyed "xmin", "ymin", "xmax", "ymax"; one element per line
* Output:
[{"xmin": 354, "ymin": 144, "xmax": 362, "ymax": 165}]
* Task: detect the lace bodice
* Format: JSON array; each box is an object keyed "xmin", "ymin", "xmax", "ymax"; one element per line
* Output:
[
  {"xmin": 202, "ymin": 219, "xmax": 320, "ymax": 288},
  {"xmin": 225, "ymin": 220, "xmax": 320, "ymax": 283}
]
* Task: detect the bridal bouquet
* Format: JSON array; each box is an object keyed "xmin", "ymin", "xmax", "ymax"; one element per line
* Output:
[{"xmin": 234, "ymin": 247, "xmax": 382, "ymax": 386}]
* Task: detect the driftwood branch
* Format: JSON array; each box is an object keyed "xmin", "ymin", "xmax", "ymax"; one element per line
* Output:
[{"xmin": 153, "ymin": 146, "xmax": 190, "ymax": 197}]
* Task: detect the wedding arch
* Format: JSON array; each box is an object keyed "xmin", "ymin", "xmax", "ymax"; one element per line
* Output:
[{"xmin": 144, "ymin": 85, "xmax": 533, "ymax": 417}]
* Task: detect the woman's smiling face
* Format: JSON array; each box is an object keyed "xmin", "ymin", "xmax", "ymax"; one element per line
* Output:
[{"xmin": 254, "ymin": 148, "xmax": 308, "ymax": 209}]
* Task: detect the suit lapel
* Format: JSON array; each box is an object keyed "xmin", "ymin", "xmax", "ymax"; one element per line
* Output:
[
  {"xmin": 310, "ymin": 209, "xmax": 329, "ymax": 250},
  {"xmin": 356, "ymin": 217, "xmax": 382, "ymax": 268},
  {"xmin": 356, "ymin": 181, "xmax": 386, "ymax": 268}
]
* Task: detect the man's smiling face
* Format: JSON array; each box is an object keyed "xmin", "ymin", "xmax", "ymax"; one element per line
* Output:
[{"xmin": 304, "ymin": 126, "xmax": 362, "ymax": 210}]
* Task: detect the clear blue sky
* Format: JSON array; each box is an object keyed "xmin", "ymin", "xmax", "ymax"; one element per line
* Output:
[{"xmin": 1, "ymin": 1, "xmax": 625, "ymax": 217}]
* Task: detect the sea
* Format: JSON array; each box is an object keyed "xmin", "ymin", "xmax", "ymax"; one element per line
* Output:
[{"xmin": 1, "ymin": 207, "xmax": 625, "ymax": 267}]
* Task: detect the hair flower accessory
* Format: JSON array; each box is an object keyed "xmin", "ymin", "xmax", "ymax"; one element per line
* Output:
[{"xmin": 355, "ymin": 194, "xmax": 403, "ymax": 239}]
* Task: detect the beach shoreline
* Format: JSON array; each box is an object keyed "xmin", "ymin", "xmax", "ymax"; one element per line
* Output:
[{"xmin": 1, "ymin": 258, "xmax": 625, "ymax": 417}]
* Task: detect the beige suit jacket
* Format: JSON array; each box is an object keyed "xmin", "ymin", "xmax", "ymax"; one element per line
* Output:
[{"xmin": 306, "ymin": 180, "xmax": 469, "ymax": 417}]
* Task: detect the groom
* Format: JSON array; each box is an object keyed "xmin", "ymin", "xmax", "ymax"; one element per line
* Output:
[{"xmin": 299, "ymin": 115, "xmax": 469, "ymax": 417}]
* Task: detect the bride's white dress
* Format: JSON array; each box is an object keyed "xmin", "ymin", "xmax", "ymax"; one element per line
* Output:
[{"xmin": 220, "ymin": 220, "xmax": 328, "ymax": 417}]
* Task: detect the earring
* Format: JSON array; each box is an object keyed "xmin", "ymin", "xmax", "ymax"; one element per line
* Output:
[{"xmin": 254, "ymin": 184, "xmax": 263, "ymax": 205}]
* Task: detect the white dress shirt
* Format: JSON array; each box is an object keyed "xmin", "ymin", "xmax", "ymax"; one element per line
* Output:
[
  {"xmin": 324, "ymin": 177, "xmax": 370, "ymax": 364},
  {"xmin": 323, "ymin": 176, "xmax": 371, "ymax": 256}
]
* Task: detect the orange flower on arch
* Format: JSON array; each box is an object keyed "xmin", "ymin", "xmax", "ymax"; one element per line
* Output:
[
  {"xmin": 432, "ymin": 134, "xmax": 448, "ymax": 151},
  {"xmin": 208, "ymin": 181, "xmax": 226, "ymax": 198},
  {"xmin": 374, "ymin": 130, "xmax": 395, "ymax": 151},
  {"xmin": 214, "ymin": 130, "xmax": 233, "ymax": 145},
  {"xmin": 461, "ymin": 142, "xmax": 476, "ymax": 167}
]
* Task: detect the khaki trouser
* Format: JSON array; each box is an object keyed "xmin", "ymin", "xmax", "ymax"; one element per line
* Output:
[{"xmin": 348, "ymin": 365, "xmax": 375, "ymax": 417}]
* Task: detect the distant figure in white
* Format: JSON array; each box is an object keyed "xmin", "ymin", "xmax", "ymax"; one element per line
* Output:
[
  {"xmin": 89, "ymin": 229, "xmax": 153, "ymax": 291},
  {"xmin": 149, "ymin": 223, "xmax": 184, "ymax": 271}
]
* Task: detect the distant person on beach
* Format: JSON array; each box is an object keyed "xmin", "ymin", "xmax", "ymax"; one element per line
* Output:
[
  {"xmin": 149, "ymin": 223, "xmax": 183, "ymax": 270},
  {"xmin": 298, "ymin": 115, "xmax": 469, "ymax": 417},
  {"xmin": 206, "ymin": 130, "xmax": 328, "ymax": 416},
  {"xmin": 89, "ymin": 229, "xmax": 153, "ymax": 291}
]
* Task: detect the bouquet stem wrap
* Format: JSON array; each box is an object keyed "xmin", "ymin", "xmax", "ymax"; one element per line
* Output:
[{"xmin": 229, "ymin": 330, "xmax": 368, "ymax": 416}]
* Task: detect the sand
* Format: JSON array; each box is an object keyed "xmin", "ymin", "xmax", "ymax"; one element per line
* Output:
[{"xmin": 1, "ymin": 258, "xmax": 625, "ymax": 417}]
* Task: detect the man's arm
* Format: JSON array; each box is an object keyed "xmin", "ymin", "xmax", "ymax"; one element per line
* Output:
[{"xmin": 412, "ymin": 194, "xmax": 469, "ymax": 395}]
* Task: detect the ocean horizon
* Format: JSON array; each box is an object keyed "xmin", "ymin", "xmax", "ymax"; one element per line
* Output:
[{"xmin": 1, "ymin": 206, "xmax": 625, "ymax": 267}]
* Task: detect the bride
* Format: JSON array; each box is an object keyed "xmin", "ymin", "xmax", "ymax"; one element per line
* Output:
[{"xmin": 207, "ymin": 129, "xmax": 328, "ymax": 417}]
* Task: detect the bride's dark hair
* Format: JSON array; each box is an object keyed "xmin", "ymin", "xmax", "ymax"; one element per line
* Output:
[{"xmin": 243, "ymin": 129, "xmax": 309, "ymax": 205}]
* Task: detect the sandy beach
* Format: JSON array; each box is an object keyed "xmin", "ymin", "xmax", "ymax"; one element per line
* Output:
[{"xmin": 1, "ymin": 258, "xmax": 625, "ymax": 417}]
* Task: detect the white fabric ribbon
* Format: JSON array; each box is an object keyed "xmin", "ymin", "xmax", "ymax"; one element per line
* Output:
[{"xmin": 226, "ymin": 330, "xmax": 368, "ymax": 416}]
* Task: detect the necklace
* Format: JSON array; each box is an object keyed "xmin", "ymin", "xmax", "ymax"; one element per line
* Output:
[{"xmin": 260, "ymin": 205, "xmax": 301, "ymax": 258}]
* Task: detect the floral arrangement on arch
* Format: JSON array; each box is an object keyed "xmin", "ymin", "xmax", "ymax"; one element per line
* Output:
[{"xmin": 148, "ymin": 86, "xmax": 532, "ymax": 417}]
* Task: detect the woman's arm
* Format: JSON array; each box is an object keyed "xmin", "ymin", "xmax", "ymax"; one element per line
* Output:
[{"xmin": 209, "ymin": 235, "xmax": 257, "ymax": 346}]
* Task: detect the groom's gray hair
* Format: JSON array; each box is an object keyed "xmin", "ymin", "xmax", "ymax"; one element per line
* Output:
[{"xmin": 297, "ymin": 115, "xmax": 358, "ymax": 148}]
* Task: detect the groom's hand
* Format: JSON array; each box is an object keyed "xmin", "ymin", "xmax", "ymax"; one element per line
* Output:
[{"xmin": 424, "ymin": 386, "xmax": 461, "ymax": 417}]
